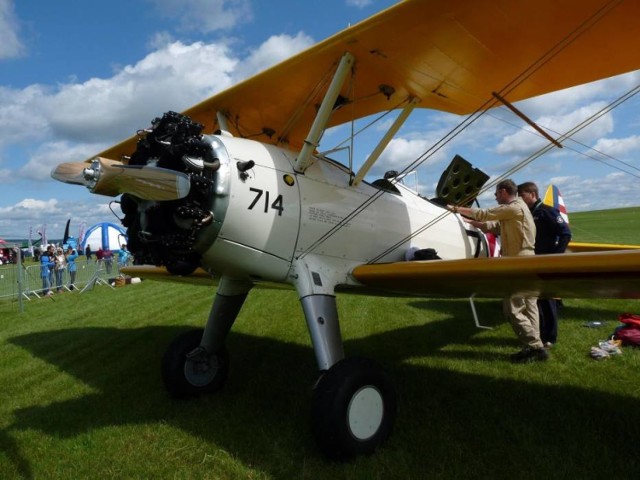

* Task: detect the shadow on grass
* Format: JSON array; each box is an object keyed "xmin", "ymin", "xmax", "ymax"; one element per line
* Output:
[
  {"xmin": 0, "ymin": 428, "xmax": 32, "ymax": 479},
  {"xmin": 559, "ymin": 303, "xmax": 629, "ymax": 323},
  {"xmin": 6, "ymin": 321, "xmax": 640, "ymax": 479}
]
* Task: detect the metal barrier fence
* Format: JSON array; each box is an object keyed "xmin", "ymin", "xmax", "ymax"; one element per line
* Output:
[{"xmin": 0, "ymin": 259, "xmax": 125, "ymax": 303}]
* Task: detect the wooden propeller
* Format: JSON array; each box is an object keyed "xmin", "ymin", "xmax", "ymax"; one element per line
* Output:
[{"xmin": 52, "ymin": 157, "xmax": 191, "ymax": 201}]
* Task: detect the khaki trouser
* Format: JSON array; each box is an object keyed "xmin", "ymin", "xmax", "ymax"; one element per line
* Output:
[{"xmin": 503, "ymin": 295, "xmax": 543, "ymax": 349}]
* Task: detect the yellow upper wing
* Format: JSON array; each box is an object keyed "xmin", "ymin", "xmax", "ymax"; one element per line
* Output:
[
  {"xmin": 351, "ymin": 250, "xmax": 640, "ymax": 299},
  {"xmin": 97, "ymin": 0, "xmax": 640, "ymax": 161}
]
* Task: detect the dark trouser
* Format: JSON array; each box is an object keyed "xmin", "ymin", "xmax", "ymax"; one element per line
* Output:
[
  {"xmin": 55, "ymin": 269, "xmax": 64, "ymax": 291},
  {"xmin": 42, "ymin": 276, "xmax": 50, "ymax": 295},
  {"xmin": 538, "ymin": 298, "xmax": 558, "ymax": 344}
]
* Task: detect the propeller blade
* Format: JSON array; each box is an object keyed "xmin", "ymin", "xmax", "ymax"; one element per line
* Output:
[
  {"xmin": 51, "ymin": 162, "xmax": 89, "ymax": 186},
  {"xmin": 91, "ymin": 158, "xmax": 191, "ymax": 200},
  {"xmin": 51, "ymin": 157, "xmax": 191, "ymax": 201}
]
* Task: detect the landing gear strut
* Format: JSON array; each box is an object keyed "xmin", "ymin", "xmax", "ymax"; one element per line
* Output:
[
  {"xmin": 161, "ymin": 278, "xmax": 251, "ymax": 398},
  {"xmin": 161, "ymin": 275, "xmax": 397, "ymax": 459},
  {"xmin": 301, "ymin": 293, "xmax": 396, "ymax": 459}
]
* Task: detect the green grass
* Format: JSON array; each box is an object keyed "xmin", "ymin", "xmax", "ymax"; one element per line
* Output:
[
  {"xmin": 1, "ymin": 209, "xmax": 640, "ymax": 479},
  {"xmin": 570, "ymin": 206, "xmax": 640, "ymax": 244}
]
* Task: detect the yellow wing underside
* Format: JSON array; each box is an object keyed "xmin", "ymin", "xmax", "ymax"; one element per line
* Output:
[
  {"xmin": 96, "ymin": 0, "xmax": 640, "ymax": 162},
  {"xmin": 119, "ymin": 266, "xmax": 292, "ymax": 291},
  {"xmin": 124, "ymin": 250, "xmax": 640, "ymax": 300},
  {"xmin": 120, "ymin": 266, "xmax": 217, "ymax": 286},
  {"xmin": 351, "ymin": 250, "xmax": 640, "ymax": 299}
]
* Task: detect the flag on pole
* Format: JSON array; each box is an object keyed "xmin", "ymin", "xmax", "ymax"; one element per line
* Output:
[
  {"xmin": 28, "ymin": 226, "xmax": 34, "ymax": 256},
  {"xmin": 40, "ymin": 224, "xmax": 47, "ymax": 247},
  {"xmin": 78, "ymin": 222, "xmax": 86, "ymax": 247}
]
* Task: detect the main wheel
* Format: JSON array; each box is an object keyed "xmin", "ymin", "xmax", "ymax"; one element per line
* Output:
[
  {"xmin": 161, "ymin": 328, "xmax": 229, "ymax": 398},
  {"xmin": 311, "ymin": 357, "xmax": 396, "ymax": 460}
]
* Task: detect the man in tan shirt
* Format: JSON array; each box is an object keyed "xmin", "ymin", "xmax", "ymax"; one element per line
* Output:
[{"xmin": 447, "ymin": 179, "xmax": 548, "ymax": 363}]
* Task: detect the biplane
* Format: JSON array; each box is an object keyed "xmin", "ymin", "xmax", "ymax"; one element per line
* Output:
[{"xmin": 52, "ymin": 0, "xmax": 640, "ymax": 459}]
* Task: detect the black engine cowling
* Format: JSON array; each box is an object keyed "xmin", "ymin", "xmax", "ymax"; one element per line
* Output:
[{"xmin": 120, "ymin": 111, "xmax": 219, "ymax": 275}]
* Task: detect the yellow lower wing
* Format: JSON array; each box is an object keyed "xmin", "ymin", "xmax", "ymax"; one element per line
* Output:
[
  {"xmin": 351, "ymin": 251, "xmax": 640, "ymax": 299},
  {"xmin": 567, "ymin": 242, "xmax": 640, "ymax": 253},
  {"xmin": 120, "ymin": 266, "xmax": 216, "ymax": 286},
  {"xmin": 119, "ymin": 266, "xmax": 293, "ymax": 291}
]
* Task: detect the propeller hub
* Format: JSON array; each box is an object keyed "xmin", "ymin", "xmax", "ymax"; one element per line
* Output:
[{"xmin": 83, "ymin": 160, "xmax": 100, "ymax": 187}]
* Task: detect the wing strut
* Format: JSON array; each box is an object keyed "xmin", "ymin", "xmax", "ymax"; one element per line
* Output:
[
  {"xmin": 294, "ymin": 52, "xmax": 355, "ymax": 173},
  {"xmin": 492, "ymin": 92, "xmax": 562, "ymax": 148},
  {"xmin": 351, "ymin": 97, "xmax": 420, "ymax": 186},
  {"xmin": 216, "ymin": 111, "xmax": 230, "ymax": 133},
  {"xmin": 469, "ymin": 295, "xmax": 492, "ymax": 330}
]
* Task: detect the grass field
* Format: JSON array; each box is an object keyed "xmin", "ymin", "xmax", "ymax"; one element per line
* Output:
[{"xmin": 1, "ymin": 208, "xmax": 640, "ymax": 479}]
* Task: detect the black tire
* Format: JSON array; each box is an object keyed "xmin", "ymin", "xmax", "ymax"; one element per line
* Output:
[
  {"xmin": 311, "ymin": 357, "xmax": 396, "ymax": 460},
  {"xmin": 161, "ymin": 328, "xmax": 229, "ymax": 398}
]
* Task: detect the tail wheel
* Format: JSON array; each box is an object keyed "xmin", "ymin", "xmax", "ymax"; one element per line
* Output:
[
  {"xmin": 311, "ymin": 357, "xmax": 396, "ymax": 460},
  {"xmin": 161, "ymin": 328, "xmax": 229, "ymax": 398}
]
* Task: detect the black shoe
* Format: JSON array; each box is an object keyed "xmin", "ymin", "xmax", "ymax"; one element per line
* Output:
[
  {"xmin": 509, "ymin": 348, "xmax": 530, "ymax": 362},
  {"xmin": 510, "ymin": 347, "xmax": 549, "ymax": 364}
]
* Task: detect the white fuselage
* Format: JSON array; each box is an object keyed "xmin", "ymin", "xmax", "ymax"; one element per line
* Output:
[{"xmin": 198, "ymin": 135, "xmax": 486, "ymax": 292}]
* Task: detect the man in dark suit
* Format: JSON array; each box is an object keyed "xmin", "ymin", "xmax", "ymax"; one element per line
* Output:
[{"xmin": 518, "ymin": 182, "xmax": 572, "ymax": 347}]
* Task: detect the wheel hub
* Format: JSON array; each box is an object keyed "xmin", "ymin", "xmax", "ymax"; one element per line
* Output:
[
  {"xmin": 347, "ymin": 385, "xmax": 384, "ymax": 441},
  {"xmin": 184, "ymin": 348, "xmax": 218, "ymax": 387}
]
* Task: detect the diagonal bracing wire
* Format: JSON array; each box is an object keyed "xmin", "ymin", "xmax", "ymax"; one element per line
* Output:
[
  {"xmin": 367, "ymin": 84, "xmax": 640, "ymax": 264},
  {"xmin": 485, "ymin": 107, "xmax": 640, "ymax": 180},
  {"xmin": 297, "ymin": 0, "xmax": 625, "ymax": 260}
]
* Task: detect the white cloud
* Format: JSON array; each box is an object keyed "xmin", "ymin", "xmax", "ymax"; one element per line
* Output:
[
  {"xmin": 0, "ymin": 41, "xmax": 238, "ymax": 151},
  {"xmin": 0, "ymin": 198, "xmax": 59, "ymax": 227},
  {"xmin": 147, "ymin": 31, "xmax": 176, "ymax": 50},
  {"xmin": 0, "ymin": 0, "xmax": 25, "ymax": 59},
  {"xmin": 495, "ymin": 102, "xmax": 614, "ymax": 156},
  {"xmin": 373, "ymin": 136, "xmax": 451, "ymax": 179},
  {"xmin": 517, "ymin": 70, "xmax": 640, "ymax": 118},
  {"xmin": 0, "ymin": 85, "xmax": 51, "ymax": 147},
  {"xmin": 147, "ymin": 0, "xmax": 252, "ymax": 33},
  {"xmin": 0, "ymin": 34, "xmax": 312, "ymax": 154},
  {"xmin": 233, "ymin": 32, "xmax": 314, "ymax": 80},
  {"xmin": 0, "ymin": 194, "xmax": 117, "ymax": 239},
  {"xmin": 346, "ymin": 0, "xmax": 373, "ymax": 7},
  {"xmin": 550, "ymin": 172, "xmax": 638, "ymax": 212},
  {"xmin": 47, "ymin": 41, "xmax": 237, "ymax": 142},
  {"xmin": 592, "ymin": 135, "xmax": 640, "ymax": 159},
  {"xmin": 17, "ymin": 141, "xmax": 103, "ymax": 181},
  {"xmin": 2, "ymin": 198, "xmax": 58, "ymax": 212}
]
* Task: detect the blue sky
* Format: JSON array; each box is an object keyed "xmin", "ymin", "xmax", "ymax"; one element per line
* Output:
[{"xmin": 1, "ymin": 0, "xmax": 639, "ymax": 241}]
